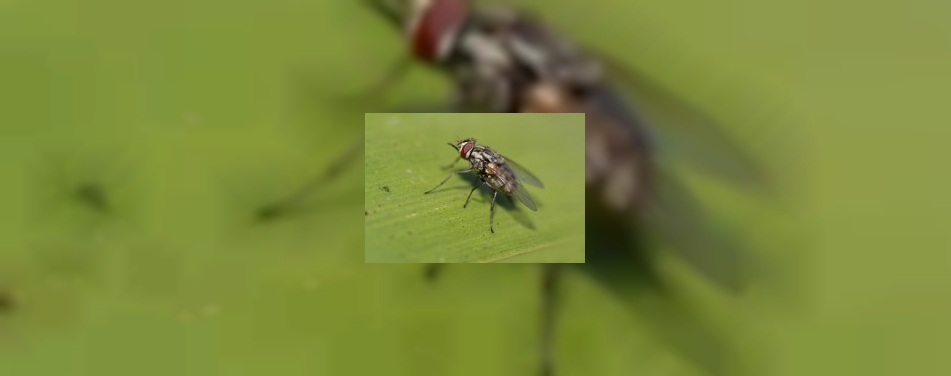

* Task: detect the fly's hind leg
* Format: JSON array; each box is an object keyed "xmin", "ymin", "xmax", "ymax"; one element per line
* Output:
[
  {"xmin": 444, "ymin": 156, "xmax": 461, "ymax": 170},
  {"xmin": 489, "ymin": 190, "xmax": 499, "ymax": 233},
  {"xmin": 464, "ymin": 181, "xmax": 486, "ymax": 208},
  {"xmin": 425, "ymin": 169, "xmax": 471, "ymax": 194}
]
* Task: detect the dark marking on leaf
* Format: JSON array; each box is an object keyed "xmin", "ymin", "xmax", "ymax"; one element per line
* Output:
[
  {"xmin": 74, "ymin": 182, "xmax": 108, "ymax": 212},
  {"xmin": 424, "ymin": 264, "xmax": 444, "ymax": 282},
  {"xmin": 0, "ymin": 291, "xmax": 13, "ymax": 314},
  {"xmin": 255, "ymin": 204, "xmax": 284, "ymax": 221}
]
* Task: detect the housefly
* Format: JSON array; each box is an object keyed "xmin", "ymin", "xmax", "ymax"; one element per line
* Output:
[
  {"xmin": 364, "ymin": 1, "xmax": 774, "ymax": 375},
  {"xmin": 362, "ymin": 0, "xmax": 765, "ymax": 216},
  {"xmin": 425, "ymin": 137, "xmax": 543, "ymax": 233}
]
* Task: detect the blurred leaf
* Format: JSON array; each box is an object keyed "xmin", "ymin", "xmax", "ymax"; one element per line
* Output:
[{"xmin": 364, "ymin": 113, "xmax": 586, "ymax": 263}]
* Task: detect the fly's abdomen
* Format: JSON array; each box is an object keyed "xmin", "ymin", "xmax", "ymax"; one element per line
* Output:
[
  {"xmin": 522, "ymin": 82, "xmax": 652, "ymax": 218},
  {"xmin": 585, "ymin": 110, "xmax": 651, "ymax": 217},
  {"xmin": 483, "ymin": 167, "xmax": 512, "ymax": 192},
  {"xmin": 499, "ymin": 175, "xmax": 519, "ymax": 196}
]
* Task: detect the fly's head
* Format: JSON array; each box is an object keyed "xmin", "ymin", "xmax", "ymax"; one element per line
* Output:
[
  {"xmin": 448, "ymin": 137, "xmax": 477, "ymax": 160},
  {"xmin": 365, "ymin": 0, "xmax": 471, "ymax": 64}
]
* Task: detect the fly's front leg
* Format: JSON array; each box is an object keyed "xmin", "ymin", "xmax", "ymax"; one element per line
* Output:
[
  {"xmin": 257, "ymin": 137, "xmax": 363, "ymax": 220},
  {"xmin": 463, "ymin": 180, "xmax": 486, "ymax": 208},
  {"xmin": 444, "ymin": 156, "xmax": 461, "ymax": 170},
  {"xmin": 424, "ymin": 169, "xmax": 471, "ymax": 194},
  {"xmin": 489, "ymin": 190, "xmax": 499, "ymax": 233}
]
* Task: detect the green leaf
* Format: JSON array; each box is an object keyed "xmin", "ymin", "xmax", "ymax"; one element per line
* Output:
[{"xmin": 364, "ymin": 113, "xmax": 586, "ymax": 263}]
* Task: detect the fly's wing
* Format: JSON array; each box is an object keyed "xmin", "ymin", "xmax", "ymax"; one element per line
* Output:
[
  {"xmin": 498, "ymin": 163, "xmax": 539, "ymax": 211},
  {"xmin": 499, "ymin": 155, "xmax": 544, "ymax": 188},
  {"xmin": 512, "ymin": 179, "xmax": 539, "ymax": 211},
  {"xmin": 585, "ymin": 48, "xmax": 772, "ymax": 191}
]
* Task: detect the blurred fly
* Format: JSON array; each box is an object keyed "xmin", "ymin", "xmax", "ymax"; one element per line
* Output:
[
  {"xmin": 364, "ymin": 1, "xmax": 775, "ymax": 375},
  {"xmin": 425, "ymin": 137, "xmax": 543, "ymax": 233},
  {"xmin": 362, "ymin": 0, "xmax": 766, "ymax": 218}
]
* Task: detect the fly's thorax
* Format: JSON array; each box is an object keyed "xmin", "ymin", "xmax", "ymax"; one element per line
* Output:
[
  {"xmin": 473, "ymin": 8, "xmax": 603, "ymax": 87},
  {"xmin": 584, "ymin": 108, "xmax": 653, "ymax": 216},
  {"xmin": 468, "ymin": 147, "xmax": 486, "ymax": 162},
  {"xmin": 457, "ymin": 29, "xmax": 515, "ymax": 72},
  {"xmin": 468, "ymin": 145, "xmax": 505, "ymax": 165},
  {"xmin": 443, "ymin": 9, "xmax": 606, "ymax": 113},
  {"xmin": 468, "ymin": 157, "xmax": 485, "ymax": 172}
]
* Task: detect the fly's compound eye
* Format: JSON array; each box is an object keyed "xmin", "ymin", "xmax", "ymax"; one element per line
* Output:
[
  {"xmin": 459, "ymin": 142, "xmax": 474, "ymax": 158},
  {"xmin": 408, "ymin": 0, "xmax": 469, "ymax": 62}
]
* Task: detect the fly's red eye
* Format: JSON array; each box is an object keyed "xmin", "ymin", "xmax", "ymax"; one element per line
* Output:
[
  {"xmin": 460, "ymin": 142, "xmax": 474, "ymax": 158},
  {"xmin": 410, "ymin": 0, "xmax": 469, "ymax": 62}
]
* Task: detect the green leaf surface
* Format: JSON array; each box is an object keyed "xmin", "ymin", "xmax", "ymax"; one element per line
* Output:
[
  {"xmin": 2, "ymin": 0, "xmax": 946, "ymax": 376},
  {"xmin": 364, "ymin": 113, "xmax": 586, "ymax": 263}
]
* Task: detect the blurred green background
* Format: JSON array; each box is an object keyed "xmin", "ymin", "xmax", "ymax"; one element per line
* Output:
[
  {"xmin": 1, "ymin": 0, "xmax": 949, "ymax": 375},
  {"xmin": 364, "ymin": 113, "xmax": 585, "ymax": 263}
]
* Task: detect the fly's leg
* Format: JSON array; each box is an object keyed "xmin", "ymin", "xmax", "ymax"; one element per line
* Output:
[
  {"xmin": 346, "ymin": 47, "xmax": 414, "ymax": 102},
  {"xmin": 424, "ymin": 169, "xmax": 471, "ymax": 194},
  {"xmin": 463, "ymin": 181, "xmax": 486, "ymax": 208},
  {"xmin": 489, "ymin": 190, "xmax": 499, "ymax": 233},
  {"xmin": 257, "ymin": 137, "xmax": 363, "ymax": 221},
  {"xmin": 444, "ymin": 157, "xmax": 461, "ymax": 170}
]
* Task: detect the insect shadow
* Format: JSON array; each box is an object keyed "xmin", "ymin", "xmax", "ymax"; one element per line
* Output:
[
  {"xmin": 0, "ymin": 291, "xmax": 13, "ymax": 315},
  {"xmin": 431, "ymin": 165, "xmax": 538, "ymax": 233},
  {"xmin": 247, "ymin": 68, "xmax": 367, "ymax": 223},
  {"xmin": 574, "ymin": 173, "xmax": 761, "ymax": 375},
  {"xmin": 25, "ymin": 146, "xmax": 142, "ymax": 233}
]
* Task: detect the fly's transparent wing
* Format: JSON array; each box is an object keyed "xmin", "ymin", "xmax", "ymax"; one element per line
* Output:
[
  {"xmin": 513, "ymin": 181, "xmax": 540, "ymax": 211},
  {"xmin": 500, "ymin": 155, "xmax": 544, "ymax": 188},
  {"xmin": 587, "ymin": 48, "xmax": 770, "ymax": 190},
  {"xmin": 500, "ymin": 164, "xmax": 539, "ymax": 211}
]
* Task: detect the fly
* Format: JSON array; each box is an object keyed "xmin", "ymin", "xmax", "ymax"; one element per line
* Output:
[
  {"xmin": 364, "ymin": 1, "xmax": 775, "ymax": 376},
  {"xmin": 424, "ymin": 137, "xmax": 543, "ymax": 233},
  {"xmin": 361, "ymin": 0, "xmax": 766, "ymax": 216}
]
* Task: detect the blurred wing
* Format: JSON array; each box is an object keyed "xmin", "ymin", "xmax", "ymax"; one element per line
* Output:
[
  {"xmin": 500, "ymin": 155, "xmax": 544, "ymax": 188},
  {"xmin": 511, "ymin": 179, "xmax": 539, "ymax": 211},
  {"xmin": 643, "ymin": 168, "xmax": 762, "ymax": 292},
  {"xmin": 588, "ymin": 48, "xmax": 769, "ymax": 189}
]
